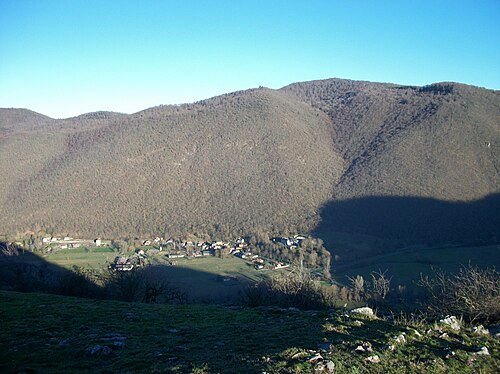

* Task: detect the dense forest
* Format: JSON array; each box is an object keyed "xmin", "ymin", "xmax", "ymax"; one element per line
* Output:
[{"xmin": 0, "ymin": 78, "xmax": 498, "ymax": 256}]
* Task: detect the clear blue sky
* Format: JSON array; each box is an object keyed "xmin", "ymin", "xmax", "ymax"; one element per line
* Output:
[{"xmin": 1, "ymin": 0, "xmax": 499, "ymax": 118}]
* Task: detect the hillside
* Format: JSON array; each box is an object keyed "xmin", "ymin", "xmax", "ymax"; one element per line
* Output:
[
  {"xmin": 0, "ymin": 78, "xmax": 498, "ymax": 253},
  {"xmin": 1, "ymin": 291, "xmax": 499, "ymax": 373},
  {"xmin": 0, "ymin": 108, "xmax": 54, "ymax": 132},
  {"xmin": 281, "ymin": 79, "xmax": 499, "ymax": 253},
  {"xmin": 281, "ymin": 80, "xmax": 499, "ymax": 201},
  {"xmin": 1, "ymin": 89, "xmax": 343, "ymax": 239}
]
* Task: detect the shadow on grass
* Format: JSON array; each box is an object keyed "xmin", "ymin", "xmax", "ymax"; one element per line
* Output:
[
  {"xmin": 0, "ymin": 248, "xmax": 104, "ymax": 298},
  {"xmin": 0, "ymin": 245, "xmax": 263, "ymax": 304}
]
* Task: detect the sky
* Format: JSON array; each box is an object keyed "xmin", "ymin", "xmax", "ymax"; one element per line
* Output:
[{"xmin": 1, "ymin": 0, "xmax": 499, "ymax": 118}]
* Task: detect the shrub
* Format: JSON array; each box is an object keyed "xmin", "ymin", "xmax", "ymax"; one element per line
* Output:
[
  {"xmin": 242, "ymin": 266, "xmax": 336, "ymax": 309},
  {"xmin": 419, "ymin": 265, "xmax": 500, "ymax": 323},
  {"xmin": 104, "ymin": 267, "xmax": 187, "ymax": 304},
  {"xmin": 368, "ymin": 269, "xmax": 392, "ymax": 302}
]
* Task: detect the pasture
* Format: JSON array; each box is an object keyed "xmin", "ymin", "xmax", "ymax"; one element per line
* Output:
[
  {"xmin": 42, "ymin": 250, "xmax": 272, "ymax": 303},
  {"xmin": 333, "ymin": 244, "xmax": 500, "ymax": 288},
  {"xmin": 43, "ymin": 247, "xmax": 116, "ymax": 269}
]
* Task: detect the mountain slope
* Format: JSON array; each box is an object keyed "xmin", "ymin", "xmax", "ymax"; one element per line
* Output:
[
  {"xmin": 1, "ymin": 89, "xmax": 343, "ymax": 238},
  {"xmin": 0, "ymin": 79, "xmax": 498, "ymax": 248},
  {"xmin": 281, "ymin": 80, "xmax": 499, "ymax": 201},
  {"xmin": 0, "ymin": 108, "xmax": 54, "ymax": 132},
  {"xmin": 282, "ymin": 79, "xmax": 499, "ymax": 250}
]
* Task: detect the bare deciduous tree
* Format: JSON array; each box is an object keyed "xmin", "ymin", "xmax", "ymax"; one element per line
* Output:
[
  {"xmin": 370, "ymin": 269, "xmax": 392, "ymax": 301},
  {"xmin": 419, "ymin": 265, "xmax": 500, "ymax": 323},
  {"xmin": 348, "ymin": 275, "xmax": 365, "ymax": 302}
]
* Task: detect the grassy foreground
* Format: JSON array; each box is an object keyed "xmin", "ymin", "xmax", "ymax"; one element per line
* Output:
[{"xmin": 1, "ymin": 291, "xmax": 498, "ymax": 373}]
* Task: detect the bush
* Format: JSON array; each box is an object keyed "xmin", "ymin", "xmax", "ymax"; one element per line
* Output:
[
  {"xmin": 242, "ymin": 266, "xmax": 335, "ymax": 310},
  {"xmin": 419, "ymin": 265, "xmax": 500, "ymax": 323},
  {"xmin": 103, "ymin": 267, "xmax": 187, "ymax": 304}
]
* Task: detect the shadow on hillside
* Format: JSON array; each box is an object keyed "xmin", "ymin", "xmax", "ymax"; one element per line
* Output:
[
  {"xmin": 314, "ymin": 193, "xmax": 500, "ymax": 260},
  {"xmin": 0, "ymin": 246, "xmax": 256, "ymax": 304}
]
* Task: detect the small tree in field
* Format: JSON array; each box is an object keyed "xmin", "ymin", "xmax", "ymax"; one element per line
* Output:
[
  {"xmin": 369, "ymin": 269, "xmax": 392, "ymax": 301},
  {"xmin": 348, "ymin": 275, "xmax": 365, "ymax": 302}
]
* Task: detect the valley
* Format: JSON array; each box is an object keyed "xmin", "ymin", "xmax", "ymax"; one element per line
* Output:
[
  {"xmin": 1, "ymin": 77, "xmax": 499, "ymax": 373},
  {"xmin": 1, "ymin": 77, "xmax": 498, "ymax": 299}
]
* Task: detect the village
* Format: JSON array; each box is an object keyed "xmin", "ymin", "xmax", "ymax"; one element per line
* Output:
[{"xmin": 37, "ymin": 234, "xmax": 311, "ymax": 273}]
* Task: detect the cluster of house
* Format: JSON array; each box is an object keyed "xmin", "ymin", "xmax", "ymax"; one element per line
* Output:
[
  {"xmin": 41, "ymin": 236, "xmax": 110, "ymax": 250},
  {"xmin": 160, "ymin": 237, "xmax": 289, "ymax": 270},
  {"xmin": 109, "ymin": 256, "xmax": 136, "ymax": 271},
  {"xmin": 163, "ymin": 237, "xmax": 247, "ymax": 258},
  {"xmin": 106, "ymin": 236, "xmax": 293, "ymax": 272},
  {"xmin": 36, "ymin": 234, "xmax": 309, "ymax": 272},
  {"xmin": 272, "ymin": 235, "xmax": 307, "ymax": 248}
]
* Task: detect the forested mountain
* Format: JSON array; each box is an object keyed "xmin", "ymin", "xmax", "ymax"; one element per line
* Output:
[
  {"xmin": 281, "ymin": 80, "xmax": 499, "ymax": 201},
  {"xmin": 1, "ymin": 78, "xmax": 498, "ymax": 253}
]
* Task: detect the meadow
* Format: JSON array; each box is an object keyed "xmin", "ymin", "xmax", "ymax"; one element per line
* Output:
[
  {"xmin": 42, "ymin": 249, "xmax": 272, "ymax": 303},
  {"xmin": 43, "ymin": 247, "xmax": 116, "ymax": 269},
  {"xmin": 333, "ymin": 244, "xmax": 500, "ymax": 288},
  {"xmin": 39, "ymin": 241, "xmax": 500, "ymax": 301}
]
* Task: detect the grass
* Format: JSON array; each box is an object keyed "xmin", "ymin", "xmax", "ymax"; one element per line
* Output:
[
  {"xmin": 42, "ymin": 248, "xmax": 117, "ymax": 269},
  {"xmin": 333, "ymin": 244, "xmax": 500, "ymax": 288},
  {"xmin": 139, "ymin": 256, "xmax": 272, "ymax": 303},
  {"xmin": 1, "ymin": 291, "xmax": 498, "ymax": 373},
  {"xmin": 172, "ymin": 256, "xmax": 269, "ymax": 281},
  {"xmin": 39, "ymin": 243, "xmax": 499, "ymax": 302},
  {"xmin": 41, "ymin": 251, "xmax": 272, "ymax": 303}
]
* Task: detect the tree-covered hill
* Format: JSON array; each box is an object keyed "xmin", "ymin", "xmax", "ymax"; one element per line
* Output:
[{"xmin": 0, "ymin": 78, "xmax": 498, "ymax": 250}]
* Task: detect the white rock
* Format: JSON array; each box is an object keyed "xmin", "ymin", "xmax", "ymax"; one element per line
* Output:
[
  {"xmin": 474, "ymin": 346, "xmax": 490, "ymax": 356},
  {"xmin": 410, "ymin": 329, "xmax": 422, "ymax": 337},
  {"xmin": 350, "ymin": 307, "xmax": 375, "ymax": 318},
  {"xmin": 445, "ymin": 350, "xmax": 456, "ymax": 359},
  {"xmin": 472, "ymin": 325, "xmax": 490, "ymax": 336},
  {"xmin": 365, "ymin": 355, "xmax": 381, "ymax": 363},
  {"xmin": 440, "ymin": 316, "xmax": 461, "ymax": 331},
  {"xmin": 314, "ymin": 363, "xmax": 325, "ymax": 372},
  {"xmin": 291, "ymin": 352, "xmax": 306, "ymax": 360},
  {"xmin": 354, "ymin": 345, "xmax": 366, "ymax": 353},
  {"xmin": 324, "ymin": 360, "xmax": 335, "ymax": 372},
  {"xmin": 395, "ymin": 334, "xmax": 406, "ymax": 344},
  {"xmin": 309, "ymin": 353, "xmax": 323, "ymax": 363}
]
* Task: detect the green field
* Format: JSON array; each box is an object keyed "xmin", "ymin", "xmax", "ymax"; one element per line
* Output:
[
  {"xmin": 41, "ymin": 250, "xmax": 273, "ymax": 303},
  {"xmin": 333, "ymin": 244, "xmax": 500, "ymax": 288},
  {"xmin": 171, "ymin": 256, "xmax": 269, "ymax": 281},
  {"xmin": 140, "ymin": 256, "xmax": 273, "ymax": 303},
  {"xmin": 43, "ymin": 247, "xmax": 116, "ymax": 269},
  {"xmin": 39, "ymin": 243, "xmax": 500, "ymax": 301},
  {"xmin": 2, "ymin": 291, "xmax": 498, "ymax": 373}
]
